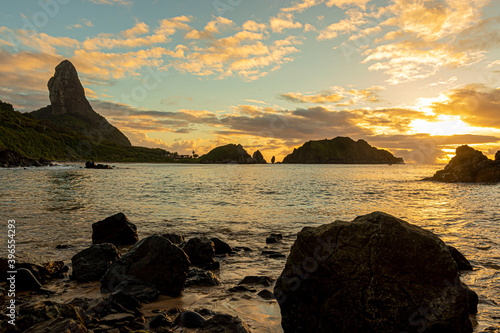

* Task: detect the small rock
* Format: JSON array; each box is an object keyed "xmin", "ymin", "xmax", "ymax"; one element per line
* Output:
[
  {"xmin": 183, "ymin": 237, "xmax": 216, "ymax": 267},
  {"xmin": 228, "ymin": 285, "xmax": 257, "ymax": 293},
  {"xmin": 266, "ymin": 233, "xmax": 283, "ymax": 244},
  {"xmin": 233, "ymin": 246, "xmax": 253, "ymax": 252},
  {"xmin": 16, "ymin": 268, "xmax": 43, "ymax": 291},
  {"xmin": 55, "ymin": 244, "xmax": 72, "ymax": 249},
  {"xmin": 149, "ymin": 313, "xmax": 173, "ymax": 329},
  {"xmin": 211, "ymin": 237, "xmax": 233, "ymax": 255},
  {"xmin": 195, "ymin": 308, "xmax": 215, "ymax": 317},
  {"xmin": 92, "ymin": 212, "xmax": 138, "ymax": 246},
  {"xmin": 198, "ymin": 313, "xmax": 252, "ymax": 333},
  {"xmin": 258, "ymin": 289, "xmax": 274, "ymax": 300},
  {"xmin": 447, "ymin": 245, "xmax": 473, "ymax": 271},
  {"xmin": 238, "ymin": 276, "xmax": 274, "ymax": 287},
  {"xmin": 99, "ymin": 313, "xmax": 135, "ymax": 326},
  {"xmin": 162, "ymin": 233, "xmax": 184, "ymax": 244},
  {"xmin": 176, "ymin": 310, "xmax": 205, "ymax": 328},
  {"xmin": 108, "ymin": 290, "xmax": 140, "ymax": 311},
  {"xmin": 186, "ymin": 268, "xmax": 221, "ymax": 287}
]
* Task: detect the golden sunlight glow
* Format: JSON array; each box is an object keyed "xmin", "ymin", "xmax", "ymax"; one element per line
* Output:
[{"xmin": 409, "ymin": 115, "xmax": 473, "ymax": 136}]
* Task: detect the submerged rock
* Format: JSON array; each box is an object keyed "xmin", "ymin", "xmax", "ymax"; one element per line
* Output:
[
  {"xmin": 198, "ymin": 313, "xmax": 252, "ymax": 333},
  {"xmin": 238, "ymin": 276, "xmax": 274, "ymax": 287},
  {"xmin": 101, "ymin": 234, "xmax": 189, "ymax": 297},
  {"xmin": 425, "ymin": 145, "xmax": 500, "ymax": 183},
  {"xmin": 211, "ymin": 237, "xmax": 233, "ymax": 255},
  {"xmin": 266, "ymin": 233, "xmax": 283, "ymax": 244},
  {"xmin": 274, "ymin": 211, "xmax": 475, "ymax": 333},
  {"xmin": 71, "ymin": 243, "xmax": 121, "ymax": 282},
  {"xmin": 186, "ymin": 268, "xmax": 221, "ymax": 287},
  {"xmin": 92, "ymin": 212, "xmax": 138, "ymax": 246}
]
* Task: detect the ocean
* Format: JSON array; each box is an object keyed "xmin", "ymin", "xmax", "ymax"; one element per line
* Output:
[{"xmin": 1, "ymin": 163, "xmax": 499, "ymax": 331}]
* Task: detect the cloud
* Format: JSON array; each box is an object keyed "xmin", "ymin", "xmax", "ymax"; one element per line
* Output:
[
  {"xmin": 242, "ymin": 20, "xmax": 267, "ymax": 32},
  {"xmin": 270, "ymin": 13, "xmax": 303, "ymax": 33},
  {"xmin": 185, "ymin": 17, "xmax": 234, "ymax": 40},
  {"xmin": 317, "ymin": 8, "xmax": 367, "ymax": 40},
  {"xmin": 66, "ymin": 19, "xmax": 94, "ymax": 30},
  {"xmin": 87, "ymin": 0, "xmax": 133, "ymax": 7},
  {"xmin": 281, "ymin": 86, "xmax": 385, "ymax": 105},
  {"xmin": 281, "ymin": 0, "xmax": 321, "ymax": 13}
]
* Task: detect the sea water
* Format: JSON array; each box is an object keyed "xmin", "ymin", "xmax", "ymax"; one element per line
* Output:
[{"xmin": 1, "ymin": 163, "xmax": 499, "ymax": 331}]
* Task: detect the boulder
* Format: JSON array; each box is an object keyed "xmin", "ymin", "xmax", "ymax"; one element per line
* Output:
[
  {"xmin": 258, "ymin": 289, "xmax": 274, "ymax": 300},
  {"xmin": 175, "ymin": 310, "xmax": 206, "ymax": 328},
  {"xmin": 238, "ymin": 276, "xmax": 274, "ymax": 287},
  {"xmin": 182, "ymin": 237, "xmax": 215, "ymax": 267},
  {"xmin": 92, "ymin": 213, "xmax": 138, "ymax": 246},
  {"xmin": 198, "ymin": 313, "xmax": 252, "ymax": 333},
  {"xmin": 425, "ymin": 145, "xmax": 500, "ymax": 183},
  {"xmin": 101, "ymin": 234, "xmax": 190, "ymax": 297},
  {"xmin": 210, "ymin": 237, "xmax": 233, "ymax": 255},
  {"xmin": 274, "ymin": 211, "xmax": 474, "ymax": 333},
  {"xmin": 186, "ymin": 268, "xmax": 222, "ymax": 287},
  {"xmin": 71, "ymin": 243, "xmax": 121, "ymax": 282},
  {"xmin": 16, "ymin": 268, "xmax": 43, "ymax": 291},
  {"xmin": 162, "ymin": 233, "xmax": 185, "ymax": 244}
]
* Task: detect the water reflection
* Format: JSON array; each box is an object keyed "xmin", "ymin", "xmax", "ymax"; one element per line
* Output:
[{"xmin": 43, "ymin": 170, "xmax": 92, "ymax": 212}]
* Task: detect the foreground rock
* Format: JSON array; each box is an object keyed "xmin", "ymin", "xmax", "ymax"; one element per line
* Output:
[
  {"xmin": 92, "ymin": 212, "xmax": 139, "ymax": 246},
  {"xmin": 198, "ymin": 313, "xmax": 252, "ymax": 333},
  {"xmin": 71, "ymin": 243, "xmax": 121, "ymax": 281},
  {"xmin": 0, "ymin": 253, "xmax": 65, "ymax": 283},
  {"xmin": 101, "ymin": 234, "xmax": 190, "ymax": 297},
  {"xmin": 275, "ymin": 211, "xmax": 476, "ymax": 333},
  {"xmin": 0, "ymin": 149, "xmax": 52, "ymax": 168},
  {"xmin": 182, "ymin": 237, "xmax": 216, "ymax": 267},
  {"xmin": 282, "ymin": 137, "xmax": 404, "ymax": 164},
  {"xmin": 425, "ymin": 145, "xmax": 500, "ymax": 183}
]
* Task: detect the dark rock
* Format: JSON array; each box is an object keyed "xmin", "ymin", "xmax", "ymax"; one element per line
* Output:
[
  {"xmin": 233, "ymin": 246, "xmax": 253, "ymax": 252},
  {"xmin": 30, "ymin": 60, "xmax": 131, "ymax": 147},
  {"xmin": 274, "ymin": 211, "xmax": 474, "ymax": 333},
  {"xmin": 101, "ymin": 234, "xmax": 190, "ymax": 297},
  {"xmin": 162, "ymin": 233, "xmax": 185, "ymax": 244},
  {"xmin": 0, "ymin": 253, "xmax": 65, "ymax": 283},
  {"xmin": 0, "ymin": 149, "xmax": 53, "ymax": 168},
  {"xmin": 71, "ymin": 243, "xmax": 121, "ymax": 282},
  {"xmin": 210, "ymin": 237, "xmax": 233, "ymax": 255},
  {"xmin": 448, "ymin": 245, "xmax": 473, "ymax": 271},
  {"xmin": 271, "ymin": 156, "xmax": 276, "ymax": 164},
  {"xmin": 195, "ymin": 308, "xmax": 216, "ymax": 317},
  {"xmin": 425, "ymin": 145, "xmax": 500, "ymax": 183},
  {"xmin": 24, "ymin": 318, "xmax": 87, "ymax": 333},
  {"xmin": 282, "ymin": 137, "xmax": 404, "ymax": 164},
  {"xmin": 99, "ymin": 313, "xmax": 135, "ymax": 326},
  {"xmin": 183, "ymin": 237, "xmax": 215, "ymax": 267},
  {"xmin": 262, "ymin": 250, "xmax": 285, "ymax": 258},
  {"xmin": 56, "ymin": 244, "xmax": 72, "ymax": 249},
  {"xmin": 258, "ymin": 289, "xmax": 274, "ymax": 300},
  {"xmin": 113, "ymin": 282, "xmax": 160, "ymax": 303},
  {"xmin": 199, "ymin": 144, "xmax": 256, "ymax": 164},
  {"xmin": 204, "ymin": 261, "xmax": 220, "ymax": 271},
  {"xmin": 186, "ymin": 268, "xmax": 221, "ymax": 287},
  {"xmin": 252, "ymin": 150, "xmax": 267, "ymax": 163},
  {"xmin": 464, "ymin": 284, "xmax": 479, "ymax": 314},
  {"xmin": 198, "ymin": 313, "xmax": 252, "ymax": 333},
  {"xmin": 108, "ymin": 291, "xmax": 140, "ymax": 311},
  {"xmin": 92, "ymin": 212, "xmax": 138, "ymax": 246},
  {"xmin": 228, "ymin": 285, "xmax": 257, "ymax": 293},
  {"xmin": 175, "ymin": 310, "xmax": 205, "ymax": 328},
  {"xmin": 266, "ymin": 233, "xmax": 283, "ymax": 244},
  {"xmin": 149, "ymin": 313, "xmax": 173, "ymax": 329},
  {"xmin": 496, "ymin": 150, "xmax": 500, "ymax": 161},
  {"xmin": 85, "ymin": 161, "xmax": 112, "ymax": 169},
  {"xmin": 16, "ymin": 268, "xmax": 43, "ymax": 291},
  {"xmin": 238, "ymin": 276, "xmax": 274, "ymax": 287}
]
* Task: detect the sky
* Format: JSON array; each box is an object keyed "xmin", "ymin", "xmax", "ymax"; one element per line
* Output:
[{"xmin": 1, "ymin": 0, "xmax": 500, "ymax": 162}]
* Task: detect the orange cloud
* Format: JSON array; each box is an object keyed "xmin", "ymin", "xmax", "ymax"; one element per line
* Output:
[{"xmin": 270, "ymin": 13, "xmax": 303, "ymax": 33}]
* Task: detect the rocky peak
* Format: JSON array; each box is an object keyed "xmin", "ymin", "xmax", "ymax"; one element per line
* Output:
[
  {"xmin": 48, "ymin": 60, "xmax": 93, "ymax": 116},
  {"xmin": 495, "ymin": 150, "xmax": 500, "ymax": 162}
]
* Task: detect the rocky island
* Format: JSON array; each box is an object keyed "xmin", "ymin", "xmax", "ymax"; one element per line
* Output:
[
  {"xmin": 425, "ymin": 145, "xmax": 500, "ymax": 183},
  {"xmin": 199, "ymin": 144, "xmax": 267, "ymax": 164},
  {"xmin": 282, "ymin": 137, "xmax": 404, "ymax": 164}
]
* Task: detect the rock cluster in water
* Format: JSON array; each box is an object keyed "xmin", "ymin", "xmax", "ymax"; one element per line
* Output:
[
  {"xmin": 425, "ymin": 145, "xmax": 500, "ymax": 183},
  {"xmin": 274, "ymin": 211, "xmax": 477, "ymax": 333},
  {"xmin": 199, "ymin": 144, "xmax": 267, "ymax": 164},
  {"xmin": 0, "ymin": 149, "xmax": 53, "ymax": 168}
]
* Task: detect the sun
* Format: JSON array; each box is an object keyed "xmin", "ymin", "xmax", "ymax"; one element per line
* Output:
[{"xmin": 409, "ymin": 115, "xmax": 474, "ymax": 136}]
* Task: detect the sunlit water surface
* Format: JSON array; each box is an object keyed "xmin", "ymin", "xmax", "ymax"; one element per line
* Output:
[{"xmin": 1, "ymin": 163, "xmax": 499, "ymax": 331}]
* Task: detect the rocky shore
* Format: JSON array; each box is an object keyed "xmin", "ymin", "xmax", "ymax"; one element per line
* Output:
[
  {"xmin": 0, "ymin": 212, "xmax": 489, "ymax": 332},
  {"xmin": 0, "ymin": 150, "xmax": 53, "ymax": 168}
]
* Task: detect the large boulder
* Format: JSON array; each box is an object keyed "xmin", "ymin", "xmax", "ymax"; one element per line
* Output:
[
  {"xmin": 274, "ymin": 212, "xmax": 475, "ymax": 333},
  {"xmin": 182, "ymin": 237, "xmax": 216, "ymax": 267},
  {"xmin": 198, "ymin": 313, "xmax": 252, "ymax": 333},
  {"xmin": 92, "ymin": 213, "xmax": 138, "ymax": 246},
  {"xmin": 101, "ymin": 234, "xmax": 190, "ymax": 297},
  {"xmin": 71, "ymin": 243, "xmax": 121, "ymax": 282},
  {"xmin": 426, "ymin": 145, "xmax": 500, "ymax": 183}
]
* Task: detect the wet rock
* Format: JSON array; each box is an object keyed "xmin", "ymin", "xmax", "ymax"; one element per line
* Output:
[
  {"xmin": 162, "ymin": 233, "xmax": 184, "ymax": 244},
  {"xmin": 275, "ymin": 211, "xmax": 474, "ymax": 333},
  {"xmin": 101, "ymin": 234, "xmax": 190, "ymax": 297},
  {"xmin": 16, "ymin": 268, "xmax": 43, "ymax": 291},
  {"xmin": 238, "ymin": 276, "xmax": 274, "ymax": 287},
  {"xmin": 211, "ymin": 237, "xmax": 233, "ymax": 255},
  {"xmin": 266, "ymin": 233, "xmax": 283, "ymax": 244},
  {"xmin": 24, "ymin": 318, "xmax": 87, "ymax": 333},
  {"xmin": 425, "ymin": 145, "xmax": 500, "ymax": 183},
  {"xmin": 258, "ymin": 289, "xmax": 274, "ymax": 300},
  {"xmin": 464, "ymin": 284, "xmax": 479, "ymax": 314},
  {"xmin": 195, "ymin": 308, "xmax": 215, "ymax": 317},
  {"xmin": 186, "ymin": 268, "xmax": 221, "ymax": 287},
  {"xmin": 175, "ymin": 310, "xmax": 205, "ymax": 328},
  {"xmin": 149, "ymin": 313, "xmax": 173, "ymax": 329},
  {"xmin": 233, "ymin": 246, "xmax": 253, "ymax": 252},
  {"xmin": 182, "ymin": 237, "xmax": 215, "ymax": 267},
  {"xmin": 198, "ymin": 313, "xmax": 252, "ymax": 333},
  {"xmin": 71, "ymin": 243, "xmax": 121, "ymax": 282},
  {"xmin": 56, "ymin": 244, "xmax": 73, "ymax": 249},
  {"xmin": 99, "ymin": 312, "xmax": 135, "ymax": 326},
  {"xmin": 107, "ymin": 291, "xmax": 140, "ymax": 311},
  {"xmin": 228, "ymin": 285, "xmax": 257, "ymax": 293},
  {"xmin": 85, "ymin": 161, "xmax": 112, "ymax": 169},
  {"xmin": 92, "ymin": 212, "xmax": 138, "ymax": 246},
  {"xmin": 448, "ymin": 245, "xmax": 473, "ymax": 271},
  {"xmin": 114, "ymin": 281, "xmax": 161, "ymax": 303},
  {"xmin": 262, "ymin": 250, "xmax": 286, "ymax": 258},
  {"xmin": 0, "ymin": 253, "xmax": 65, "ymax": 283}
]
